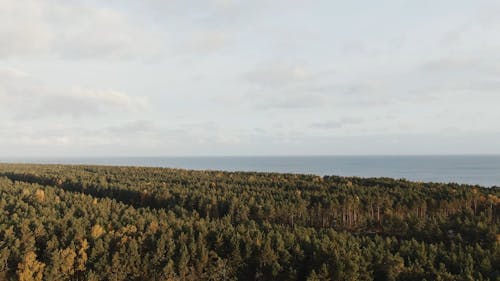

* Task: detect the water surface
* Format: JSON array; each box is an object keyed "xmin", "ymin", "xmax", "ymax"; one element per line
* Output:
[{"xmin": 2, "ymin": 155, "xmax": 499, "ymax": 187}]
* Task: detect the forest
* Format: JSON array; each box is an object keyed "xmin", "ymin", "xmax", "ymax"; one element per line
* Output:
[{"xmin": 0, "ymin": 163, "xmax": 498, "ymax": 281}]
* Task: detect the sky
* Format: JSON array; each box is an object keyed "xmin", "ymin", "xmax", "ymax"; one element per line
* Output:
[{"xmin": 1, "ymin": 0, "xmax": 500, "ymax": 157}]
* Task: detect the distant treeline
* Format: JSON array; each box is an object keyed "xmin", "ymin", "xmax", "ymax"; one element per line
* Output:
[{"xmin": 0, "ymin": 164, "xmax": 498, "ymax": 281}]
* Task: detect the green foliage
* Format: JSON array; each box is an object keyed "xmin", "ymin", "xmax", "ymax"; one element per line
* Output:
[{"xmin": 0, "ymin": 164, "xmax": 498, "ymax": 280}]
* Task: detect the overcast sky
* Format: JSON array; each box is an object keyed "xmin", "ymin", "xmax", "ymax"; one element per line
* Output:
[{"xmin": 1, "ymin": 0, "xmax": 499, "ymax": 156}]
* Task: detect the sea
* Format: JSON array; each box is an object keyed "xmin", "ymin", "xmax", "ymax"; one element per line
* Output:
[{"xmin": 2, "ymin": 155, "xmax": 500, "ymax": 187}]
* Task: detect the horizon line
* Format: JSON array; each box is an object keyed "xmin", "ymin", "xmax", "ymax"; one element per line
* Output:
[{"xmin": 2, "ymin": 153, "xmax": 500, "ymax": 159}]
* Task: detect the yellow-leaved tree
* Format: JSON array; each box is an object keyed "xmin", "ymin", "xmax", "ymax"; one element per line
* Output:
[{"xmin": 17, "ymin": 251, "xmax": 45, "ymax": 281}]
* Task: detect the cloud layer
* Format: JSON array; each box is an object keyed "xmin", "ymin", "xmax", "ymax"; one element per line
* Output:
[{"xmin": 1, "ymin": 0, "xmax": 499, "ymax": 156}]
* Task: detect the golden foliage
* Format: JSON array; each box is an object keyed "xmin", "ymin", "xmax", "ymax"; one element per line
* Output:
[
  {"xmin": 17, "ymin": 251, "xmax": 45, "ymax": 281},
  {"xmin": 148, "ymin": 220, "xmax": 159, "ymax": 233},
  {"xmin": 59, "ymin": 248, "xmax": 76, "ymax": 276},
  {"xmin": 91, "ymin": 224, "xmax": 105, "ymax": 239},
  {"xmin": 34, "ymin": 189, "xmax": 45, "ymax": 202},
  {"xmin": 76, "ymin": 239, "xmax": 89, "ymax": 272}
]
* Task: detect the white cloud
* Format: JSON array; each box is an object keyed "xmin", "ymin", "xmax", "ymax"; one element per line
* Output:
[
  {"xmin": 27, "ymin": 87, "xmax": 149, "ymax": 119},
  {"xmin": 0, "ymin": 0, "xmax": 52, "ymax": 58},
  {"xmin": 311, "ymin": 118, "xmax": 364, "ymax": 130},
  {"xmin": 245, "ymin": 62, "xmax": 315, "ymax": 89},
  {"xmin": 0, "ymin": 67, "xmax": 149, "ymax": 119},
  {"xmin": 0, "ymin": 0, "xmax": 164, "ymax": 60},
  {"xmin": 240, "ymin": 62, "xmax": 337, "ymax": 110},
  {"xmin": 180, "ymin": 31, "xmax": 230, "ymax": 54},
  {"xmin": 253, "ymin": 93, "xmax": 327, "ymax": 110},
  {"xmin": 104, "ymin": 120, "xmax": 158, "ymax": 137}
]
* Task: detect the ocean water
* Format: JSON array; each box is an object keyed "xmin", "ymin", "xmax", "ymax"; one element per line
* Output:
[{"xmin": 2, "ymin": 155, "xmax": 500, "ymax": 187}]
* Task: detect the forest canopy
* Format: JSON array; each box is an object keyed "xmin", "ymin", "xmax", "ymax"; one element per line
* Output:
[{"xmin": 0, "ymin": 163, "xmax": 498, "ymax": 281}]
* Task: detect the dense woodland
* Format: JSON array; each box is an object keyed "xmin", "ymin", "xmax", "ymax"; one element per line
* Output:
[{"xmin": 0, "ymin": 163, "xmax": 498, "ymax": 281}]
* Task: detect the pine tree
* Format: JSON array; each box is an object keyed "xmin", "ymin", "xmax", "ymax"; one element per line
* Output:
[
  {"xmin": 75, "ymin": 239, "xmax": 89, "ymax": 274},
  {"xmin": 0, "ymin": 248, "xmax": 10, "ymax": 280}
]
